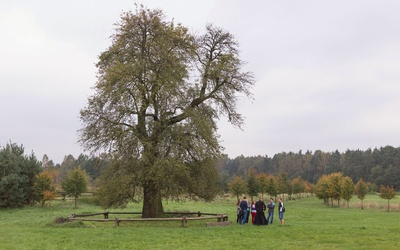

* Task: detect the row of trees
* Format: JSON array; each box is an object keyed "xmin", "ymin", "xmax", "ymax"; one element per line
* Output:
[
  {"xmin": 37, "ymin": 145, "xmax": 399, "ymax": 206},
  {"xmin": 316, "ymin": 172, "xmax": 363, "ymax": 208},
  {"xmin": 220, "ymin": 146, "xmax": 400, "ymax": 190},
  {"xmin": 0, "ymin": 142, "xmax": 88, "ymax": 208},
  {"xmin": 41, "ymin": 153, "xmax": 110, "ymax": 185},
  {"xmin": 315, "ymin": 172, "xmax": 396, "ymax": 211},
  {"xmin": 228, "ymin": 168, "xmax": 311, "ymax": 201},
  {"xmin": 2, "ymin": 140, "xmax": 397, "ymax": 211},
  {"xmin": 228, "ymin": 168, "xmax": 397, "ymax": 211}
]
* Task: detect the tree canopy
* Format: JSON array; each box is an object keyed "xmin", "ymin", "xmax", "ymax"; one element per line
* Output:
[{"xmin": 79, "ymin": 6, "xmax": 254, "ymax": 217}]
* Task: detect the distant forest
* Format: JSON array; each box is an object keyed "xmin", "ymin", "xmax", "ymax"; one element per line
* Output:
[
  {"xmin": 42, "ymin": 145, "xmax": 400, "ymax": 192},
  {"xmin": 218, "ymin": 145, "xmax": 400, "ymax": 190}
]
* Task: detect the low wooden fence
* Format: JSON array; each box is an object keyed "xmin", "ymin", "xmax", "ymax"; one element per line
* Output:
[{"xmin": 68, "ymin": 211, "xmax": 229, "ymax": 227}]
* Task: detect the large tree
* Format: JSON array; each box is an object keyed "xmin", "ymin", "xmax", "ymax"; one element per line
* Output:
[{"xmin": 79, "ymin": 6, "xmax": 254, "ymax": 217}]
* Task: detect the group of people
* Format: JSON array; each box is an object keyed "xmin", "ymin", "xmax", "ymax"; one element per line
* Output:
[{"xmin": 236, "ymin": 196, "xmax": 285, "ymax": 226}]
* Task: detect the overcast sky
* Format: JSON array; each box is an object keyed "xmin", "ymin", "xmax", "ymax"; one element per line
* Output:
[{"xmin": 1, "ymin": 0, "xmax": 400, "ymax": 164}]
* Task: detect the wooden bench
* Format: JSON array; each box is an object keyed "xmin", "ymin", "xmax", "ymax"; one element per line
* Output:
[{"xmin": 68, "ymin": 213, "xmax": 229, "ymax": 227}]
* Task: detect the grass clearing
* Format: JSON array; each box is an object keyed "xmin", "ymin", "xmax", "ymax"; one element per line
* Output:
[{"xmin": 0, "ymin": 194, "xmax": 399, "ymax": 249}]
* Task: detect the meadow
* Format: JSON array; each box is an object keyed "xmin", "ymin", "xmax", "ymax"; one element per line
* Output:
[{"xmin": 0, "ymin": 194, "xmax": 398, "ymax": 250}]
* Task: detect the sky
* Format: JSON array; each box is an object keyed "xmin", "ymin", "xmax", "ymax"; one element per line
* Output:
[{"xmin": 1, "ymin": 0, "xmax": 400, "ymax": 164}]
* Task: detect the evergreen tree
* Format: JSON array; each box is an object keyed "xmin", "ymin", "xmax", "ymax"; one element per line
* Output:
[{"xmin": 0, "ymin": 142, "xmax": 40, "ymax": 208}]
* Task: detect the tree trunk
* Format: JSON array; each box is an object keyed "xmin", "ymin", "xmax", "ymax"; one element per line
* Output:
[{"xmin": 142, "ymin": 181, "xmax": 164, "ymax": 218}]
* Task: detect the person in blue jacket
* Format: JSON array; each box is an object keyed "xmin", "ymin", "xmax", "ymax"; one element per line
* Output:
[
  {"xmin": 266, "ymin": 197, "xmax": 275, "ymax": 224},
  {"xmin": 278, "ymin": 197, "xmax": 285, "ymax": 225},
  {"xmin": 239, "ymin": 196, "xmax": 249, "ymax": 224}
]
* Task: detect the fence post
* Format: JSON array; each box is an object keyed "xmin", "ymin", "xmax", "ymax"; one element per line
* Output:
[
  {"xmin": 182, "ymin": 216, "xmax": 187, "ymax": 227},
  {"xmin": 115, "ymin": 218, "xmax": 120, "ymax": 227},
  {"xmin": 198, "ymin": 211, "xmax": 201, "ymax": 217},
  {"xmin": 223, "ymin": 214, "xmax": 228, "ymax": 221}
]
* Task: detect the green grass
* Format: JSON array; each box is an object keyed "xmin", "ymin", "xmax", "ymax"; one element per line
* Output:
[{"xmin": 0, "ymin": 195, "xmax": 398, "ymax": 250}]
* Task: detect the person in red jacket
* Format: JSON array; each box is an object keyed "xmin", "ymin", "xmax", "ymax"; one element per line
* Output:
[{"xmin": 251, "ymin": 200, "xmax": 257, "ymax": 224}]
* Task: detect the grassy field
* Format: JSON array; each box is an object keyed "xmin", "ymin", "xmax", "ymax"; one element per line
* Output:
[{"xmin": 0, "ymin": 194, "xmax": 399, "ymax": 250}]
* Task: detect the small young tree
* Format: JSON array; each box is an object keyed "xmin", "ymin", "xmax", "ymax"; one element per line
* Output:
[
  {"xmin": 246, "ymin": 167, "xmax": 259, "ymax": 201},
  {"xmin": 291, "ymin": 176, "xmax": 306, "ymax": 199},
  {"xmin": 327, "ymin": 172, "xmax": 343, "ymax": 207},
  {"xmin": 354, "ymin": 179, "xmax": 369, "ymax": 209},
  {"xmin": 340, "ymin": 176, "xmax": 354, "ymax": 208},
  {"xmin": 266, "ymin": 175, "xmax": 279, "ymax": 200},
  {"xmin": 228, "ymin": 176, "xmax": 247, "ymax": 200},
  {"xmin": 33, "ymin": 171, "xmax": 57, "ymax": 206},
  {"xmin": 378, "ymin": 185, "xmax": 397, "ymax": 212},
  {"xmin": 305, "ymin": 181, "xmax": 314, "ymax": 196},
  {"xmin": 61, "ymin": 168, "xmax": 88, "ymax": 208},
  {"xmin": 315, "ymin": 174, "xmax": 331, "ymax": 206},
  {"xmin": 276, "ymin": 172, "xmax": 290, "ymax": 201},
  {"xmin": 256, "ymin": 173, "xmax": 269, "ymax": 199}
]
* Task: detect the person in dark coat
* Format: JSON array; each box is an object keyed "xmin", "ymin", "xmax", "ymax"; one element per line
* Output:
[
  {"xmin": 253, "ymin": 197, "xmax": 268, "ymax": 225},
  {"xmin": 239, "ymin": 196, "xmax": 249, "ymax": 224},
  {"xmin": 236, "ymin": 199, "xmax": 243, "ymax": 223}
]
